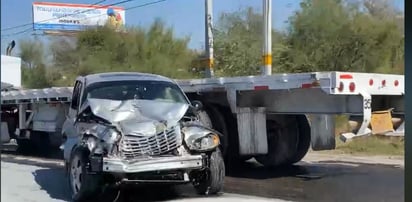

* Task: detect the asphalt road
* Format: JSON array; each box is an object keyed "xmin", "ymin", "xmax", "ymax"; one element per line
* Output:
[
  {"xmin": 0, "ymin": 153, "xmax": 404, "ymax": 202},
  {"xmin": 0, "ymin": 159, "xmax": 285, "ymax": 202}
]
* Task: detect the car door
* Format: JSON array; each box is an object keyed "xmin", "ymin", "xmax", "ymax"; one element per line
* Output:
[
  {"xmin": 61, "ymin": 79, "xmax": 84, "ymax": 160},
  {"xmin": 62, "ymin": 80, "xmax": 83, "ymax": 139}
]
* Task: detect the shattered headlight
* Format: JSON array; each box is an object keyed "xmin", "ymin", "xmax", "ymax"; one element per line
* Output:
[
  {"xmin": 84, "ymin": 124, "xmax": 121, "ymax": 154},
  {"xmin": 92, "ymin": 124, "xmax": 120, "ymax": 144},
  {"xmin": 183, "ymin": 126, "xmax": 220, "ymax": 152}
]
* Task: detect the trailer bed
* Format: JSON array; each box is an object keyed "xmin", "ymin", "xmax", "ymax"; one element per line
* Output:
[
  {"xmin": 1, "ymin": 87, "xmax": 73, "ymax": 105},
  {"xmin": 1, "ymin": 72, "xmax": 404, "ymax": 108},
  {"xmin": 177, "ymin": 71, "xmax": 404, "ymax": 96}
]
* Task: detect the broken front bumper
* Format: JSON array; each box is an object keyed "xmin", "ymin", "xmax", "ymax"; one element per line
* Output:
[{"xmin": 102, "ymin": 155, "xmax": 205, "ymax": 173}]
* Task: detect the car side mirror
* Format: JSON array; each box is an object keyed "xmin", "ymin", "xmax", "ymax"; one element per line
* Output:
[{"xmin": 191, "ymin": 100, "xmax": 203, "ymax": 111}]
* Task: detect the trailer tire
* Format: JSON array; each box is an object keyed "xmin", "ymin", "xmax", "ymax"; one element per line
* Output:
[
  {"xmin": 218, "ymin": 106, "xmax": 255, "ymax": 168},
  {"xmin": 255, "ymin": 115, "xmax": 311, "ymax": 167},
  {"xmin": 194, "ymin": 148, "xmax": 225, "ymax": 195},
  {"xmin": 3, "ymin": 113, "xmax": 18, "ymax": 139},
  {"xmin": 16, "ymin": 139, "xmax": 34, "ymax": 154},
  {"xmin": 289, "ymin": 115, "xmax": 311, "ymax": 164},
  {"xmin": 31, "ymin": 132, "xmax": 51, "ymax": 156},
  {"xmin": 197, "ymin": 106, "xmax": 229, "ymax": 159},
  {"xmin": 69, "ymin": 147, "xmax": 103, "ymax": 202}
]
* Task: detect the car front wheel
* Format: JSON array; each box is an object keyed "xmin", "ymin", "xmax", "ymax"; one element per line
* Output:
[
  {"xmin": 193, "ymin": 148, "xmax": 225, "ymax": 195},
  {"xmin": 68, "ymin": 148, "xmax": 103, "ymax": 202}
]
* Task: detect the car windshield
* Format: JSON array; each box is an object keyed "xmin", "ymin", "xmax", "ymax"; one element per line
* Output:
[{"xmin": 84, "ymin": 80, "xmax": 188, "ymax": 104}]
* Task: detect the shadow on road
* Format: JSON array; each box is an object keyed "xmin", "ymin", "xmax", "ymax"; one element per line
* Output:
[
  {"xmin": 223, "ymin": 160, "xmax": 404, "ymax": 202},
  {"xmin": 225, "ymin": 159, "xmax": 380, "ymax": 181},
  {"xmin": 32, "ymin": 168, "xmax": 71, "ymax": 202},
  {"xmin": 227, "ymin": 161, "xmax": 313, "ymax": 180},
  {"xmin": 32, "ymin": 167, "xmax": 198, "ymax": 202},
  {"xmin": 119, "ymin": 185, "xmax": 187, "ymax": 202}
]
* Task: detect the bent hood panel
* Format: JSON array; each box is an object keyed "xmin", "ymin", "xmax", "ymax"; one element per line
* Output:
[{"xmin": 83, "ymin": 98, "xmax": 189, "ymax": 127}]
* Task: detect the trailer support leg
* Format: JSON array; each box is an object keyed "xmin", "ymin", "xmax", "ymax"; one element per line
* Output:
[
  {"xmin": 16, "ymin": 104, "xmax": 32, "ymax": 139},
  {"xmin": 395, "ymin": 122, "xmax": 404, "ymax": 133},
  {"xmin": 340, "ymin": 92, "xmax": 372, "ymax": 142},
  {"xmin": 385, "ymin": 121, "xmax": 405, "ymax": 136},
  {"xmin": 18, "ymin": 104, "xmax": 27, "ymax": 130}
]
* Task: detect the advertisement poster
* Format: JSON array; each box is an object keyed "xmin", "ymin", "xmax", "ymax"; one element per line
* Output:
[{"xmin": 32, "ymin": 2, "xmax": 126, "ymax": 31}]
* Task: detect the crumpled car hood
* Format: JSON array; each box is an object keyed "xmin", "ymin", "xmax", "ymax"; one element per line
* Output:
[{"xmin": 80, "ymin": 98, "xmax": 189, "ymax": 135}]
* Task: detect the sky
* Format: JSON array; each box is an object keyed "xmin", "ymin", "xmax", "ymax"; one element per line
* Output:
[
  {"xmin": 0, "ymin": 0, "xmax": 405, "ymax": 55},
  {"xmin": 0, "ymin": 0, "xmax": 304, "ymax": 55}
]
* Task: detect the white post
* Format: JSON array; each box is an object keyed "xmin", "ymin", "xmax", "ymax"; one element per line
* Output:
[
  {"xmin": 205, "ymin": 0, "xmax": 214, "ymax": 78},
  {"xmin": 262, "ymin": 0, "xmax": 272, "ymax": 75}
]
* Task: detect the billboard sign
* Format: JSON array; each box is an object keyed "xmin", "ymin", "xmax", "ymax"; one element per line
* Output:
[{"xmin": 32, "ymin": 2, "xmax": 126, "ymax": 31}]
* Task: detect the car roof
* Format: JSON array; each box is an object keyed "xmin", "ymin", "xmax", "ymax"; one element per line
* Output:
[{"xmin": 80, "ymin": 72, "xmax": 175, "ymax": 87}]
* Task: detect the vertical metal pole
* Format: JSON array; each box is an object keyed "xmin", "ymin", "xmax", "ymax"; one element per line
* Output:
[
  {"xmin": 262, "ymin": 0, "xmax": 272, "ymax": 75},
  {"xmin": 205, "ymin": 0, "xmax": 214, "ymax": 78},
  {"xmin": 19, "ymin": 104, "xmax": 27, "ymax": 130}
]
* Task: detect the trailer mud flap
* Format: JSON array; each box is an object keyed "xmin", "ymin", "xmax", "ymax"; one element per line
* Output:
[{"xmin": 308, "ymin": 114, "xmax": 336, "ymax": 150}]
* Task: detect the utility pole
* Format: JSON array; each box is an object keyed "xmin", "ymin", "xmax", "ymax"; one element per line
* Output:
[
  {"xmin": 204, "ymin": 0, "xmax": 214, "ymax": 78},
  {"xmin": 262, "ymin": 0, "xmax": 272, "ymax": 75}
]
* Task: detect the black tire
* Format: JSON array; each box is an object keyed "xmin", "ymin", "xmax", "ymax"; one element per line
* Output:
[
  {"xmin": 255, "ymin": 115, "xmax": 311, "ymax": 167},
  {"xmin": 3, "ymin": 113, "xmax": 18, "ymax": 139},
  {"xmin": 197, "ymin": 105, "xmax": 229, "ymax": 159},
  {"xmin": 289, "ymin": 115, "xmax": 311, "ymax": 164},
  {"xmin": 16, "ymin": 139, "xmax": 34, "ymax": 154},
  {"xmin": 68, "ymin": 147, "xmax": 103, "ymax": 202},
  {"xmin": 218, "ymin": 107, "xmax": 251, "ymax": 168},
  {"xmin": 194, "ymin": 149, "xmax": 225, "ymax": 195},
  {"xmin": 31, "ymin": 132, "xmax": 51, "ymax": 156}
]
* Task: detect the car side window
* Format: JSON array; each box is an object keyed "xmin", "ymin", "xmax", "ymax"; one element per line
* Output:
[{"xmin": 71, "ymin": 81, "xmax": 83, "ymax": 110}]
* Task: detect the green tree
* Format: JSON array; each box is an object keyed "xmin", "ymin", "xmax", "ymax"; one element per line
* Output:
[
  {"xmin": 18, "ymin": 38, "xmax": 51, "ymax": 88},
  {"xmin": 212, "ymin": 8, "xmax": 286, "ymax": 76},
  {"xmin": 279, "ymin": 0, "xmax": 404, "ymax": 73},
  {"xmin": 49, "ymin": 20, "xmax": 197, "ymax": 86},
  {"xmin": 19, "ymin": 38, "xmax": 44, "ymax": 69},
  {"xmin": 17, "ymin": 2, "xmax": 404, "ymax": 89}
]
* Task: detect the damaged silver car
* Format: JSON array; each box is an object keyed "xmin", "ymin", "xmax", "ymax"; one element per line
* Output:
[{"xmin": 61, "ymin": 72, "xmax": 225, "ymax": 201}]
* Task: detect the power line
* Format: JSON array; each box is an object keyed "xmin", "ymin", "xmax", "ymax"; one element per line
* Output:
[
  {"xmin": 125, "ymin": 0, "xmax": 166, "ymax": 10},
  {"xmin": 0, "ymin": 0, "xmax": 133, "ymax": 32},
  {"xmin": 1, "ymin": 27, "xmax": 34, "ymax": 38},
  {"xmin": 74, "ymin": 0, "xmax": 167, "ymax": 21}
]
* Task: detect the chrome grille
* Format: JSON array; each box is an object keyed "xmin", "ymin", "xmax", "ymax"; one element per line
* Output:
[{"xmin": 120, "ymin": 127, "xmax": 180, "ymax": 158}]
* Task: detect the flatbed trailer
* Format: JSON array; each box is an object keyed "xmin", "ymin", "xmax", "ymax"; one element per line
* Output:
[{"xmin": 1, "ymin": 71, "xmax": 404, "ymax": 166}]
